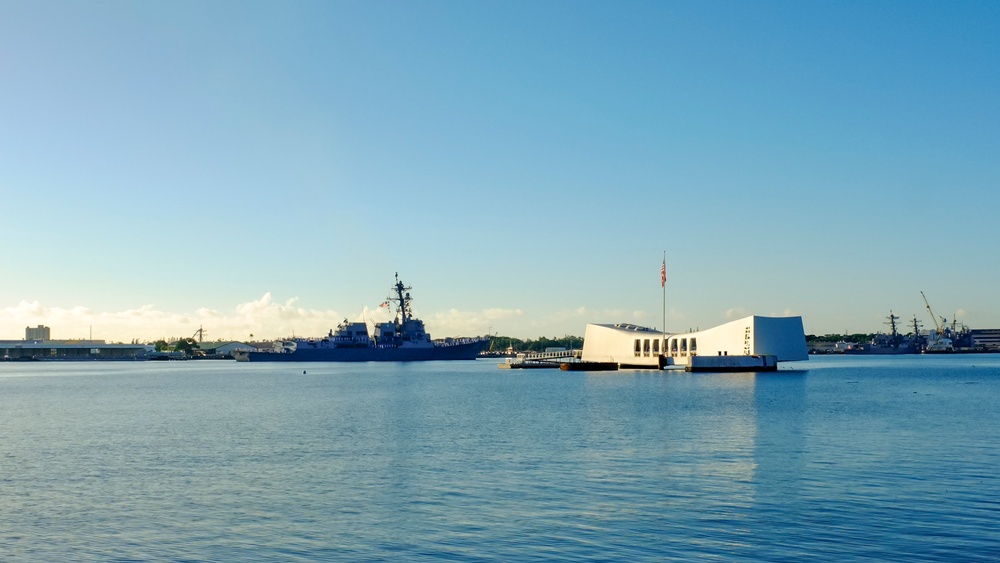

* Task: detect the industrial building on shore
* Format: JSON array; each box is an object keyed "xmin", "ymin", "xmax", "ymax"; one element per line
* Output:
[
  {"xmin": 1, "ymin": 340, "xmax": 153, "ymax": 361},
  {"xmin": 1, "ymin": 325, "xmax": 252, "ymax": 361}
]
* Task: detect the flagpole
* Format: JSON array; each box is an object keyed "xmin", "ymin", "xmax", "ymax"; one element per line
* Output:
[{"xmin": 661, "ymin": 252, "xmax": 666, "ymax": 369}]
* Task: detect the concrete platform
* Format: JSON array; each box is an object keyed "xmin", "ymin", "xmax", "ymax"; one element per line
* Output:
[{"xmin": 686, "ymin": 354, "xmax": 777, "ymax": 372}]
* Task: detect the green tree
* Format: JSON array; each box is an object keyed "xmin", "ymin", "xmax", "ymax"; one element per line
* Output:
[
  {"xmin": 173, "ymin": 338, "xmax": 201, "ymax": 355},
  {"xmin": 806, "ymin": 333, "xmax": 874, "ymax": 343},
  {"xmin": 485, "ymin": 335, "xmax": 583, "ymax": 353}
]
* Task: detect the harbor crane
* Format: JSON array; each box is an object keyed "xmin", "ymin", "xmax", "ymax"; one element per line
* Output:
[
  {"xmin": 192, "ymin": 325, "xmax": 206, "ymax": 343},
  {"xmin": 920, "ymin": 291, "xmax": 945, "ymax": 336}
]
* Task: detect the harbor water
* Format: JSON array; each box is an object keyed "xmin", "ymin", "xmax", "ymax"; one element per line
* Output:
[{"xmin": 2, "ymin": 355, "xmax": 998, "ymax": 561}]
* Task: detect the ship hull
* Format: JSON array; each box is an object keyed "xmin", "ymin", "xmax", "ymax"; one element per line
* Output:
[
  {"xmin": 843, "ymin": 347, "xmax": 917, "ymax": 355},
  {"xmin": 239, "ymin": 340, "xmax": 490, "ymax": 362}
]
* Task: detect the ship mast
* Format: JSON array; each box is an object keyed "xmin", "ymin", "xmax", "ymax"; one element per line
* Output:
[
  {"xmin": 884, "ymin": 311, "xmax": 900, "ymax": 347},
  {"xmin": 885, "ymin": 311, "xmax": 899, "ymax": 337},
  {"xmin": 390, "ymin": 272, "xmax": 413, "ymax": 325}
]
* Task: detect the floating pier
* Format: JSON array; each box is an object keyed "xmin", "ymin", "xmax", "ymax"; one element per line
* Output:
[
  {"xmin": 560, "ymin": 361, "xmax": 619, "ymax": 371},
  {"xmin": 498, "ymin": 361, "xmax": 560, "ymax": 370}
]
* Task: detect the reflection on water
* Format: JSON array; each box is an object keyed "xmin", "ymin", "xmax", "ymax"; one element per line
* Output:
[
  {"xmin": 752, "ymin": 370, "xmax": 808, "ymax": 511},
  {"xmin": 1, "ymin": 356, "xmax": 998, "ymax": 560}
]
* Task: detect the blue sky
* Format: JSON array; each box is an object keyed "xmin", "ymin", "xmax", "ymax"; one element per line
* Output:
[{"xmin": 1, "ymin": 1, "xmax": 998, "ymax": 342}]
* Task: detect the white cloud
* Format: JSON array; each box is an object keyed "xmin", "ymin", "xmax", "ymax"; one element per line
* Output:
[
  {"xmin": 426, "ymin": 308, "xmax": 523, "ymax": 337},
  {"xmin": 0, "ymin": 297, "xmax": 540, "ymax": 342},
  {"xmin": 724, "ymin": 307, "xmax": 751, "ymax": 320},
  {"xmin": 0, "ymin": 295, "xmax": 348, "ymax": 343},
  {"xmin": 517, "ymin": 306, "xmax": 663, "ymax": 338}
]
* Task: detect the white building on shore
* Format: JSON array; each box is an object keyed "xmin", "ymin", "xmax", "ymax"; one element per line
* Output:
[{"xmin": 25, "ymin": 325, "xmax": 51, "ymax": 340}]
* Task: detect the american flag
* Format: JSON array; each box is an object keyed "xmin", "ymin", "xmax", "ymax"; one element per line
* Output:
[{"xmin": 660, "ymin": 260, "xmax": 666, "ymax": 288}]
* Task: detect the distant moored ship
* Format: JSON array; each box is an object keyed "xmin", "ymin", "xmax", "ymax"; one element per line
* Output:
[
  {"xmin": 234, "ymin": 274, "xmax": 490, "ymax": 362},
  {"xmin": 843, "ymin": 311, "xmax": 919, "ymax": 355}
]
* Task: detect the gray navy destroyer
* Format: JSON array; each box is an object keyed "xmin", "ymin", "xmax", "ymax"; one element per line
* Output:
[{"xmin": 234, "ymin": 274, "xmax": 490, "ymax": 362}]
